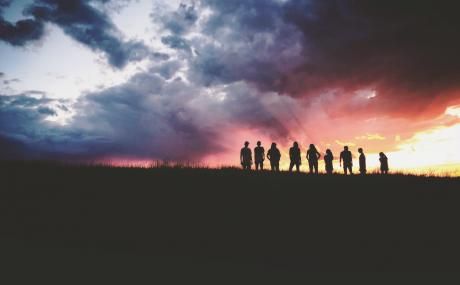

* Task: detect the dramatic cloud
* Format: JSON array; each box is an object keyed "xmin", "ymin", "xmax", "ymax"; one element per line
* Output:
[
  {"xmin": 89, "ymin": 61, "xmax": 293, "ymax": 159},
  {"xmin": 155, "ymin": 2, "xmax": 199, "ymax": 35},
  {"xmin": 187, "ymin": 1, "xmax": 304, "ymax": 91},
  {"xmin": 0, "ymin": 0, "xmax": 159, "ymax": 67},
  {"xmin": 279, "ymin": 0, "xmax": 460, "ymax": 115},
  {"xmin": 23, "ymin": 0, "xmax": 153, "ymax": 68},
  {"xmin": 1, "ymin": 0, "xmax": 460, "ymax": 168},
  {"xmin": 161, "ymin": 34, "xmax": 191, "ymax": 53},
  {"xmin": 168, "ymin": 0, "xmax": 460, "ymax": 118},
  {"xmin": 0, "ymin": 70, "xmax": 290, "ymax": 161},
  {"xmin": 71, "ymin": 72, "xmax": 225, "ymax": 160},
  {"xmin": 0, "ymin": 0, "xmax": 45, "ymax": 46},
  {"xmin": 0, "ymin": 93, "xmax": 68, "ymax": 159},
  {"xmin": 0, "ymin": 91, "xmax": 142, "ymax": 160}
]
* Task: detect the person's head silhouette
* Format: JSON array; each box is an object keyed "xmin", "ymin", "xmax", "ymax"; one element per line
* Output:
[
  {"xmin": 293, "ymin": 141, "xmax": 298, "ymax": 148},
  {"xmin": 257, "ymin": 141, "xmax": 261, "ymax": 147},
  {"xmin": 244, "ymin": 141, "xmax": 249, "ymax": 147},
  {"xmin": 344, "ymin": 146, "xmax": 349, "ymax": 151},
  {"xmin": 309, "ymin": 144, "xmax": 316, "ymax": 150},
  {"xmin": 271, "ymin": 142, "xmax": 277, "ymax": 148},
  {"xmin": 358, "ymin": 147, "xmax": 363, "ymax": 154},
  {"xmin": 379, "ymin": 152, "xmax": 385, "ymax": 158},
  {"xmin": 326, "ymin": 149, "xmax": 332, "ymax": 156}
]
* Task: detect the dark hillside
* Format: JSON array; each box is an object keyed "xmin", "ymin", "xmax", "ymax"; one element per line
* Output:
[{"xmin": 1, "ymin": 162, "xmax": 460, "ymax": 279}]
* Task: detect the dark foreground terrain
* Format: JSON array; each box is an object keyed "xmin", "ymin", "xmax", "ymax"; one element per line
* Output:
[{"xmin": 1, "ymin": 162, "xmax": 460, "ymax": 280}]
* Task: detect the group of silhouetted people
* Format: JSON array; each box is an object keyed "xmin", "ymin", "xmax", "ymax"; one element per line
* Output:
[{"xmin": 240, "ymin": 141, "xmax": 389, "ymax": 175}]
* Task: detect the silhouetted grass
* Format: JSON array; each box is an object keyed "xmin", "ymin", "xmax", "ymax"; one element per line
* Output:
[{"xmin": 1, "ymin": 160, "xmax": 460, "ymax": 279}]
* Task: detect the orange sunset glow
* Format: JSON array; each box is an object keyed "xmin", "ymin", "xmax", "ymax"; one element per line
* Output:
[
  {"xmin": 1, "ymin": 0, "xmax": 460, "ymax": 176},
  {"xmin": 5, "ymin": 0, "xmax": 460, "ymax": 276}
]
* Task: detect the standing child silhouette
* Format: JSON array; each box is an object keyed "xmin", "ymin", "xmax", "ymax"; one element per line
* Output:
[
  {"xmin": 358, "ymin": 148, "xmax": 366, "ymax": 175},
  {"xmin": 324, "ymin": 149, "xmax": 334, "ymax": 174},
  {"xmin": 379, "ymin": 152, "xmax": 389, "ymax": 174}
]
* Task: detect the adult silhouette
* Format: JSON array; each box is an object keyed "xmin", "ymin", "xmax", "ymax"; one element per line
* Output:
[
  {"xmin": 240, "ymin": 141, "xmax": 252, "ymax": 170},
  {"xmin": 339, "ymin": 146, "xmax": 353, "ymax": 175},
  {"xmin": 254, "ymin": 141, "xmax": 265, "ymax": 170},
  {"xmin": 324, "ymin": 149, "xmax": 334, "ymax": 174},
  {"xmin": 379, "ymin": 152, "xmax": 389, "ymax": 174},
  {"xmin": 358, "ymin": 148, "xmax": 366, "ymax": 175},
  {"xmin": 289, "ymin": 142, "xmax": 301, "ymax": 172},
  {"xmin": 306, "ymin": 144, "xmax": 321, "ymax": 174},
  {"xmin": 267, "ymin": 142, "xmax": 281, "ymax": 172}
]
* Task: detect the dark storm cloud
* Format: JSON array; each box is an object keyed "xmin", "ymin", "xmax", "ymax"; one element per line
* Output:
[
  {"xmin": 24, "ymin": 0, "xmax": 151, "ymax": 68},
  {"xmin": 0, "ymin": 0, "xmax": 45, "ymax": 46},
  {"xmin": 169, "ymin": 0, "xmax": 460, "ymax": 116},
  {"xmin": 6, "ymin": 94, "xmax": 52, "ymax": 107},
  {"xmin": 0, "ymin": 18, "xmax": 45, "ymax": 46},
  {"xmin": 80, "ymin": 73, "xmax": 224, "ymax": 160},
  {"xmin": 37, "ymin": 106, "xmax": 57, "ymax": 116},
  {"xmin": 0, "ymin": 67, "xmax": 289, "ymax": 161},
  {"xmin": 155, "ymin": 2, "xmax": 199, "ymax": 35},
  {"xmin": 0, "ymin": 94, "xmax": 56, "ymax": 136},
  {"xmin": 0, "ymin": 75, "xmax": 222, "ymax": 161},
  {"xmin": 0, "ymin": 93, "xmax": 117, "ymax": 160},
  {"xmin": 275, "ymin": 0, "xmax": 460, "ymax": 117},
  {"xmin": 70, "ymin": 70, "xmax": 287, "ymax": 160},
  {"xmin": 187, "ymin": 0, "xmax": 304, "ymax": 91},
  {"xmin": 4, "ymin": 0, "xmax": 460, "ymax": 162},
  {"xmin": 161, "ymin": 35, "xmax": 191, "ymax": 53},
  {"xmin": 0, "ymin": 0, "xmax": 160, "ymax": 67},
  {"xmin": 0, "ymin": 94, "xmax": 61, "ymax": 151},
  {"xmin": 281, "ymin": 1, "xmax": 460, "ymax": 94},
  {"xmin": 0, "ymin": 1, "xmax": 10, "ymax": 11},
  {"xmin": 150, "ymin": 60, "xmax": 182, "ymax": 80}
]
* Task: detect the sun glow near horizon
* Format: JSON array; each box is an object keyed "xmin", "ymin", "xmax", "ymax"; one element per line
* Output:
[
  {"xmin": 382, "ymin": 123, "xmax": 460, "ymax": 176},
  {"xmin": 103, "ymin": 117, "xmax": 460, "ymax": 177},
  {"xmin": 1, "ymin": 1, "xmax": 460, "ymax": 177},
  {"xmin": 103, "ymin": 132, "xmax": 460, "ymax": 178}
]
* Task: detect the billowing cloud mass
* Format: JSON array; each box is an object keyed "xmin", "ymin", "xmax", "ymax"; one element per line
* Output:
[
  {"xmin": 1, "ymin": 0, "xmax": 460, "ymax": 169},
  {"xmin": 25, "ymin": 0, "xmax": 153, "ymax": 68},
  {"xmin": 0, "ymin": 0, "xmax": 45, "ymax": 45},
  {"xmin": 0, "ymin": 0, "xmax": 160, "ymax": 67},
  {"xmin": 281, "ymin": 1, "xmax": 460, "ymax": 116}
]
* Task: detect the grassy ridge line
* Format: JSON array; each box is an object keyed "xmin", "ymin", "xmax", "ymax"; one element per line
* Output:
[
  {"xmin": 1, "ymin": 160, "xmax": 460, "ymax": 272},
  {"xmin": 1, "ymin": 160, "xmax": 459, "ymax": 178}
]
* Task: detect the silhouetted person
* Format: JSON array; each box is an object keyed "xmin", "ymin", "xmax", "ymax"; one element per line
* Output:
[
  {"xmin": 339, "ymin": 146, "xmax": 353, "ymax": 175},
  {"xmin": 267, "ymin": 142, "xmax": 281, "ymax": 172},
  {"xmin": 240, "ymin": 141, "xmax": 252, "ymax": 170},
  {"xmin": 254, "ymin": 141, "xmax": 265, "ymax": 170},
  {"xmin": 306, "ymin": 144, "xmax": 321, "ymax": 174},
  {"xmin": 289, "ymin": 142, "xmax": 301, "ymax": 172},
  {"xmin": 379, "ymin": 152, "xmax": 389, "ymax": 174},
  {"xmin": 324, "ymin": 149, "xmax": 334, "ymax": 174},
  {"xmin": 358, "ymin": 148, "xmax": 366, "ymax": 175}
]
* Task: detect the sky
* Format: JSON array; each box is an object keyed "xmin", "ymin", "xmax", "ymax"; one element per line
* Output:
[{"xmin": 1, "ymin": 0, "xmax": 460, "ymax": 175}]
